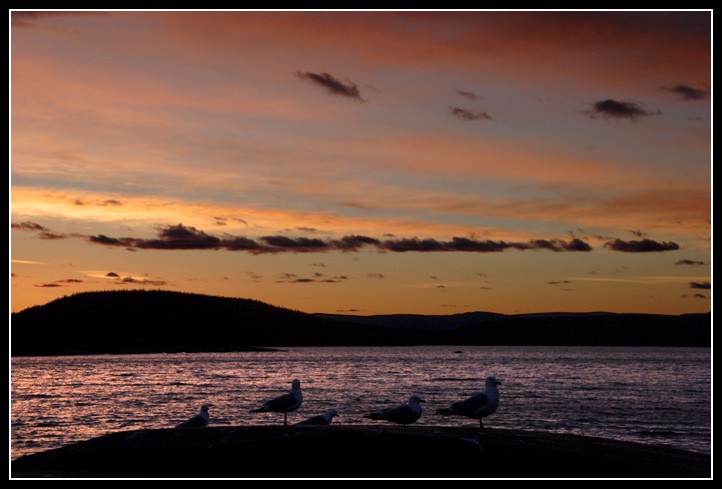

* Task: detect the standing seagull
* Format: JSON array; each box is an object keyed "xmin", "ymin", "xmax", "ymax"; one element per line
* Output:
[
  {"xmin": 250, "ymin": 379, "xmax": 303, "ymax": 426},
  {"xmin": 365, "ymin": 395, "xmax": 425, "ymax": 432},
  {"xmin": 175, "ymin": 404, "xmax": 212, "ymax": 428},
  {"xmin": 437, "ymin": 375, "xmax": 502, "ymax": 428},
  {"xmin": 295, "ymin": 409, "xmax": 339, "ymax": 426}
]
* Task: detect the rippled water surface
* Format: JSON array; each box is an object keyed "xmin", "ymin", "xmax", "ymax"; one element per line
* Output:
[{"xmin": 11, "ymin": 346, "xmax": 710, "ymax": 458}]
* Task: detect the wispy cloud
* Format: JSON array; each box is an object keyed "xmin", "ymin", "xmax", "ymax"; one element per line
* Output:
[
  {"xmin": 604, "ymin": 238, "xmax": 679, "ymax": 252},
  {"xmin": 276, "ymin": 272, "xmax": 349, "ymax": 284},
  {"xmin": 11, "ymin": 221, "xmax": 48, "ymax": 232},
  {"xmin": 662, "ymin": 84, "xmax": 709, "ymax": 100},
  {"xmin": 99, "ymin": 199, "xmax": 122, "ymax": 206},
  {"xmin": 689, "ymin": 281, "xmax": 711, "ymax": 290},
  {"xmin": 586, "ymin": 99, "xmax": 660, "ymax": 120},
  {"xmin": 449, "ymin": 106, "xmax": 492, "ymax": 121},
  {"xmin": 12, "ymin": 259, "xmax": 48, "ymax": 265},
  {"xmin": 38, "ymin": 232, "xmax": 67, "ymax": 240},
  {"xmin": 676, "ymin": 259, "xmax": 705, "ymax": 266},
  {"xmin": 573, "ymin": 277, "xmax": 652, "ymax": 284},
  {"xmin": 11, "ymin": 11, "xmax": 109, "ymax": 28},
  {"xmin": 453, "ymin": 89, "xmax": 481, "ymax": 101},
  {"xmin": 119, "ymin": 277, "xmax": 167, "ymax": 286},
  {"xmin": 294, "ymin": 71, "xmax": 364, "ymax": 100}
]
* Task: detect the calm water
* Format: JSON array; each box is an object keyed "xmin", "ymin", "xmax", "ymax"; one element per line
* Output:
[{"xmin": 11, "ymin": 346, "xmax": 711, "ymax": 459}]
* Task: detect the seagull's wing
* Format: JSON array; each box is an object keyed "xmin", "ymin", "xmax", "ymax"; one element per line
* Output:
[
  {"xmin": 263, "ymin": 393, "xmax": 300, "ymax": 412},
  {"xmin": 176, "ymin": 414, "xmax": 206, "ymax": 428},
  {"xmin": 451, "ymin": 392, "xmax": 489, "ymax": 416},
  {"xmin": 295, "ymin": 414, "xmax": 327, "ymax": 426},
  {"xmin": 377, "ymin": 403, "xmax": 416, "ymax": 423}
]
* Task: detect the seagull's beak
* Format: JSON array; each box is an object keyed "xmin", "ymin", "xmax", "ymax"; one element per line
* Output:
[
  {"xmin": 419, "ymin": 399, "xmax": 427, "ymax": 403},
  {"xmin": 495, "ymin": 381, "xmax": 502, "ymax": 386}
]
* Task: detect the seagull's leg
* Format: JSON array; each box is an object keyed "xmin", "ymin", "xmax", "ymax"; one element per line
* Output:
[
  {"xmin": 284, "ymin": 412, "xmax": 288, "ymax": 426},
  {"xmin": 479, "ymin": 418, "xmax": 483, "ymax": 429}
]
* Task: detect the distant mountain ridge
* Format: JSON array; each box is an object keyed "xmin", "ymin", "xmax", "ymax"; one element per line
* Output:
[
  {"xmin": 314, "ymin": 311, "xmax": 506, "ymax": 331},
  {"xmin": 11, "ymin": 290, "xmax": 710, "ymax": 356},
  {"xmin": 314, "ymin": 311, "xmax": 632, "ymax": 331}
]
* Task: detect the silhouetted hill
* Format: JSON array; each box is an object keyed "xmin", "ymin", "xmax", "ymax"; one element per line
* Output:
[
  {"xmin": 11, "ymin": 291, "xmax": 710, "ymax": 356},
  {"xmin": 10, "ymin": 290, "xmax": 409, "ymax": 356}
]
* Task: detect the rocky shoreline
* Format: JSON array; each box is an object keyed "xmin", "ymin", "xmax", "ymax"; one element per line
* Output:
[{"xmin": 11, "ymin": 425, "xmax": 710, "ymax": 478}]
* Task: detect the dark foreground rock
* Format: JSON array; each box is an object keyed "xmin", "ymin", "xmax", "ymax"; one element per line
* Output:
[{"xmin": 11, "ymin": 426, "xmax": 710, "ymax": 478}]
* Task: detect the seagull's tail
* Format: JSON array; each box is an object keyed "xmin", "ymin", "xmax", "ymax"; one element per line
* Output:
[
  {"xmin": 250, "ymin": 408, "xmax": 266, "ymax": 413},
  {"xmin": 364, "ymin": 412, "xmax": 382, "ymax": 420},
  {"xmin": 436, "ymin": 408, "xmax": 454, "ymax": 416}
]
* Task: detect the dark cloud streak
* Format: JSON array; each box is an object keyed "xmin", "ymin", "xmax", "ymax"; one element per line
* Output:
[
  {"xmin": 11, "ymin": 221, "xmax": 48, "ymax": 232},
  {"xmin": 689, "ymin": 281, "xmax": 711, "ymax": 290},
  {"xmin": 604, "ymin": 238, "xmax": 679, "ymax": 252},
  {"xmin": 449, "ymin": 106, "xmax": 492, "ymax": 121},
  {"xmin": 586, "ymin": 99, "xmax": 660, "ymax": 120},
  {"xmin": 120, "ymin": 277, "xmax": 167, "ymax": 286},
  {"xmin": 38, "ymin": 232, "xmax": 67, "ymax": 240},
  {"xmin": 51, "ymin": 224, "xmax": 598, "ymax": 255},
  {"xmin": 12, "ymin": 11, "xmax": 108, "ymax": 28},
  {"xmin": 662, "ymin": 84, "xmax": 709, "ymax": 100},
  {"xmin": 453, "ymin": 89, "xmax": 481, "ymax": 101},
  {"xmin": 295, "ymin": 71, "xmax": 364, "ymax": 100}
]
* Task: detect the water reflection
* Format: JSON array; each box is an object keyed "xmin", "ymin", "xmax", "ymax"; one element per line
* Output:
[{"xmin": 11, "ymin": 346, "xmax": 710, "ymax": 459}]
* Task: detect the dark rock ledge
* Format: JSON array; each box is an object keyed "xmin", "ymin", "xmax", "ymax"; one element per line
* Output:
[{"xmin": 11, "ymin": 426, "xmax": 711, "ymax": 478}]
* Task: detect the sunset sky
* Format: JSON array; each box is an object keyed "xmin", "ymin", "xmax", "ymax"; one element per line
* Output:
[{"xmin": 10, "ymin": 11, "xmax": 711, "ymax": 315}]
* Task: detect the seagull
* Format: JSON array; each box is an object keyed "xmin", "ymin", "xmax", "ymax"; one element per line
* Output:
[
  {"xmin": 365, "ymin": 395, "xmax": 425, "ymax": 432},
  {"xmin": 175, "ymin": 404, "xmax": 212, "ymax": 428},
  {"xmin": 437, "ymin": 375, "xmax": 502, "ymax": 428},
  {"xmin": 295, "ymin": 409, "xmax": 339, "ymax": 426},
  {"xmin": 250, "ymin": 379, "xmax": 303, "ymax": 426}
]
